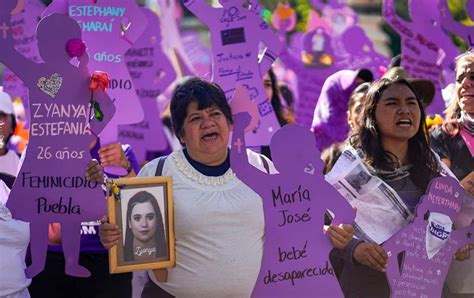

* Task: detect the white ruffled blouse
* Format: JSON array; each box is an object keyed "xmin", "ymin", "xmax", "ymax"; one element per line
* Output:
[{"xmin": 140, "ymin": 149, "xmax": 275, "ymax": 297}]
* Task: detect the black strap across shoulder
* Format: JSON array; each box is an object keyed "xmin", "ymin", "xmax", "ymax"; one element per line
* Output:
[{"xmin": 154, "ymin": 155, "xmax": 168, "ymax": 177}]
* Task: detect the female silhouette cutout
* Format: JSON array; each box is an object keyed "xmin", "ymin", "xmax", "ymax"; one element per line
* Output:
[
  {"xmin": 439, "ymin": 0, "xmax": 474, "ymax": 48},
  {"xmin": 0, "ymin": 9, "xmax": 115, "ymax": 278},
  {"xmin": 279, "ymin": 27, "xmax": 341, "ymax": 128},
  {"xmin": 183, "ymin": 0, "xmax": 283, "ymax": 146},
  {"xmin": 44, "ymin": 0, "xmax": 147, "ymax": 151},
  {"xmin": 231, "ymin": 112, "xmax": 355, "ymax": 297},
  {"xmin": 383, "ymin": 0, "xmax": 459, "ymax": 114},
  {"xmin": 383, "ymin": 177, "xmax": 474, "ymax": 297},
  {"xmin": 119, "ymin": 7, "xmax": 177, "ymax": 163}
]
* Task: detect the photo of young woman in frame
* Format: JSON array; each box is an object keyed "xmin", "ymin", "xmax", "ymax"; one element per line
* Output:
[
  {"xmin": 107, "ymin": 177, "xmax": 174, "ymax": 273},
  {"xmin": 123, "ymin": 191, "xmax": 168, "ymax": 262}
]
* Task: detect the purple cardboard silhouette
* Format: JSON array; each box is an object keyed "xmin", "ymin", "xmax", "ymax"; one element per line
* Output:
[
  {"xmin": 229, "ymin": 84, "xmax": 260, "ymax": 132},
  {"xmin": 2, "ymin": 0, "xmax": 45, "ymax": 129},
  {"xmin": 231, "ymin": 109, "xmax": 355, "ymax": 296},
  {"xmin": 183, "ymin": 0, "xmax": 284, "ymax": 146},
  {"xmin": 158, "ymin": 0, "xmax": 195, "ymax": 77},
  {"xmin": 383, "ymin": 0, "xmax": 460, "ymax": 114},
  {"xmin": 44, "ymin": 0, "xmax": 147, "ymax": 148},
  {"xmin": 0, "ymin": 10, "xmax": 115, "ymax": 278},
  {"xmin": 313, "ymin": 0, "xmax": 358, "ymax": 66},
  {"xmin": 337, "ymin": 25, "xmax": 389, "ymax": 78},
  {"xmin": 311, "ymin": 0, "xmax": 357, "ymax": 58},
  {"xmin": 118, "ymin": 8, "xmax": 176, "ymax": 163},
  {"xmin": 279, "ymin": 27, "xmax": 341, "ymax": 128},
  {"xmin": 309, "ymin": 2, "xmax": 385, "ymax": 76},
  {"xmin": 383, "ymin": 177, "xmax": 473, "ymax": 298},
  {"xmin": 439, "ymin": 0, "xmax": 474, "ymax": 48},
  {"xmin": 181, "ymin": 30, "xmax": 212, "ymax": 79}
]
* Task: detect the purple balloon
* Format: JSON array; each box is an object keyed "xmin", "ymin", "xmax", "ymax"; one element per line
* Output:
[
  {"xmin": 0, "ymin": 11, "xmax": 115, "ymax": 278},
  {"xmin": 231, "ymin": 110, "xmax": 355, "ymax": 297},
  {"xmin": 183, "ymin": 0, "xmax": 284, "ymax": 146},
  {"xmin": 2, "ymin": 0, "xmax": 46, "ymax": 129},
  {"xmin": 118, "ymin": 8, "xmax": 175, "ymax": 163},
  {"xmin": 44, "ymin": 0, "xmax": 148, "ymax": 145},
  {"xmin": 383, "ymin": 177, "xmax": 473, "ymax": 298},
  {"xmin": 383, "ymin": 0, "xmax": 460, "ymax": 115}
]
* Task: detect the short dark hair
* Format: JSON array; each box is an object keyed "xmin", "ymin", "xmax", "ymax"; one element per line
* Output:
[{"xmin": 170, "ymin": 77, "xmax": 233, "ymax": 139}]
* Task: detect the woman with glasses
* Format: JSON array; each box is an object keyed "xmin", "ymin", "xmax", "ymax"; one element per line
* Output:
[
  {"xmin": 430, "ymin": 50, "xmax": 474, "ymax": 298},
  {"xmin": 431, "ymin": 51, "xmax": 474, "ymax": 197}
]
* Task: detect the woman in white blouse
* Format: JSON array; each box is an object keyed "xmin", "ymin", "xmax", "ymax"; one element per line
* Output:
[
  {"xmin": 0, "ymin": 180, "xmax": 30, "ymax": 298},
  {"xmin": 98, "ymin": 77, "xmax": 353, "ymax": 297}
]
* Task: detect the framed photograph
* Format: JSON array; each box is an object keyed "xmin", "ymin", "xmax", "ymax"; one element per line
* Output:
[{"xmin": 106, "ymin": 176, "xmax": 175, "ymax": 274}]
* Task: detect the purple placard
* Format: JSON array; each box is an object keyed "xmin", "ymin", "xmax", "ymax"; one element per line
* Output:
[
  {"xmin": 231, "ymin": 110, "xmax": 355, "ymax": 296},
  {"xmin": 183, "ymin": 0, "xmax": 284, "ymax": 146},
  {"xmin": 312, "ymin": 0, "xmax": 357, "ymax": 34},
  {"xmin": 439, "ymin": 0, "xmax": 474, "ymax": 48},
  {"xmin": 312, "ymin": 1, "xmax": 358, "ymax": 59},
  {"xmin": 2, "ymin": 0, "xmax": 45, "ymax": 129},
  {"xmin": 383, "ymin": 177, "xmax": 473, "ymax": 298},
  {"xmin": 44, "ymin": 0, "xmax": 147, "ymax": 146},
  {"xmin": 0, "ymin": 10, "xmax": 115, "ymax": 278},
  {"xmin": 118, "ymin": 8, "xmax": 175, "ymax": 163},
  {"xmin": 181, "ymin": 30, "xmax": 212, "ymax": 80},
  {"xmin": 383, "ymin": 0, "xmax": 460, "ymax": 115},
  {"xmin": 279, "ymin": 28, "xmax": 341, "ymax": 128},
  {"xmin": 158, "ymin": 0, "xmax": 195, "ymax": 77},
  {"xmin": 307, "ymin": 3, "xmax": 385, "ymax": 77},
  {"xmin": 337, "ymin": 25, "xmax": 389, "ymax": 78}
]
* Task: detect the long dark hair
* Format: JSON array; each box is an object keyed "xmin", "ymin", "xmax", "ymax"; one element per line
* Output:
[
  {"xmin": 351, "ymin": 78, "xmax": 440, "ymax": 190},
  {"xmin": 124, "ymin": 191, "xmax": 167, "ymax": 261},
  {"xmin": 267, "ymin": 68, "xmax": 286, "ymax": 126}
]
